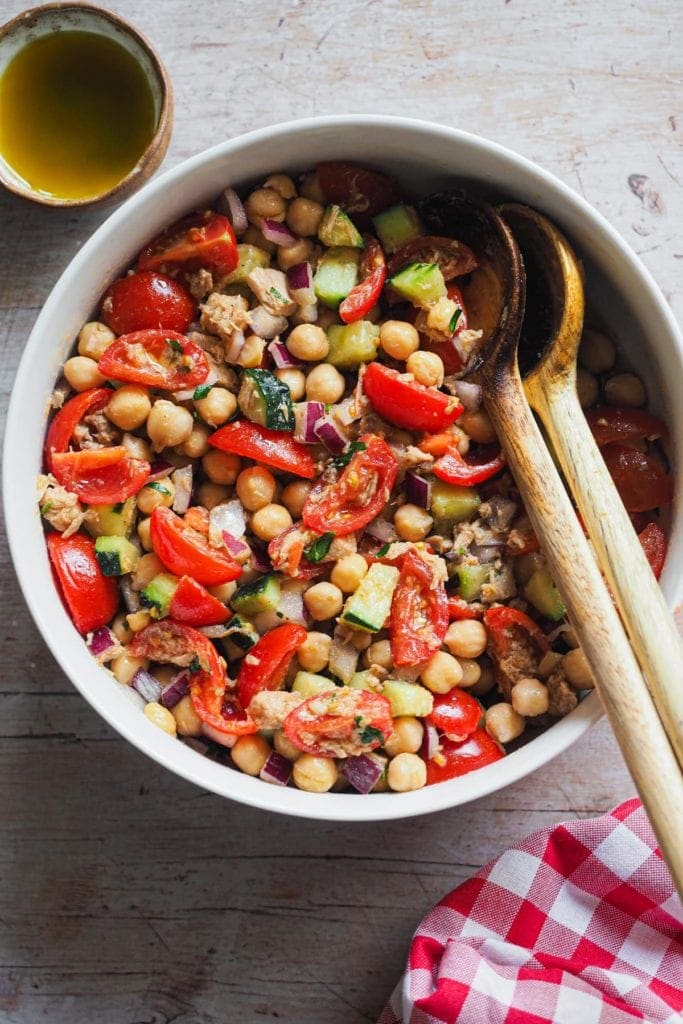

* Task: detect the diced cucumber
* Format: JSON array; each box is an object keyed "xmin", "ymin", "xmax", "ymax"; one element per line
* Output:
[
  {"xmin": 372, "ymin": 203, "xmax": 421, "ymax": 253},
  {"xmin": 431, "ymin": 480, "xmax": 481, "ymax": 529},
  {"xmin": 389, "ymin": 262, "xmax": 446, "ymax": 308},
  {"xmin": 382, "ymin": 679, "xmax": 433, "ymax": 718},
  {"xmin": 455, "ymin": 563, "xmax": 492, "ymax": 602},
  {"xmin": 291, "ymin": 671, "xmax": 336, "ymax": 698},
  {"xmin": 340, "ymin": 563, "xmax": 400, "ymax": 632},
  {"xmin": 231, "ymin": 573, "xmax": 281, "ymax": 617},
  {"xmin": 318, "ymin": 205, "xmax": 364, "ymax": 248},
  {"xmin": 326, "ymin": 320, "xmax": 380, "ymax": 368},
  {"xmin": 140, "ymin": 572, "xmax": 179, "ymax": 616},
  {"xmin": 223, "ymin": 243, "xmax": 270, "ymax": 284},
  {"xmin": 313, "ymin": 246, "xmax": 360, "ymax": 308},
  {"xmin": 348, "ymin": 670, "xmax": 378, "ymax": 692},
  {"xmin": 238, "ymin": 369, "xmax": 293, "ymax": 431},
  {"xmin": 524, "ymin": 567, "xmax": 566, "ymax": 621},
  {"xmin": 94, "ymin": 535, "xmax": 140, "ymax": 576},
  {"xmin": 84, "ymin": 498, "xmax": 136, "ymax": 539},
  {"xmin": 220, "ymin": 615, "xmax": 259, "ymax": 654}
]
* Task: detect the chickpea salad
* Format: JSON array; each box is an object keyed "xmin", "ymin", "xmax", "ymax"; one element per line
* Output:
[{"xmin": 39, "ymin": 161, "xmax": 674, "ymax": 796}]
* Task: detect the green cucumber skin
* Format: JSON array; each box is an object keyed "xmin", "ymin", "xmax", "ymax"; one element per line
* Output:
[
  {"xmin": 140, "ymin": 573, "xmax": 178, "ymax": 616},
  {"xmin": 326, "ymin": 321, "xmax": 380, "ymax": 368},
  {"xmin": 431, "ymin": 481, "xmax": 481, "ymax": 529},
  {"xmin": 389, "ymin": 261, "xmax": 446, "ymax": 307},
  {"xmin": 313, "ymin": 247, "xmax": 360, "ymax": 308},
  {"xmin": 221, "ymin": 615, "xmax": 258, "ymax": 652},
  {"xmin": 524, "ymin": 567, "xmax": 566, "ymax": 621},
  {"xmin": 318, "ymin": 206, "xmax": 364, "ymax": 248},
  {"xmin": 240, "ymin": 369, "xmax": 294, "ymax": 431},
  {"xmin": 372, "ymin": 204, "xmax": 421, "ymax": 252},
  {"xmin": 223, "ymin": 244, "xmax": 270, "ymax": 285},
  {"xmin": 340, "ymin": 563, "xmax": 399, "ymax": 633},
  {"xmin": 456, "ymin": 563, "xmax": 492, "ymax": 602},
  {"xmin": 94, "ymin": 535, "xmax": 140, "ymax": 576},
  {"xmin": 85, "ymin": 498, "xmax": 136, "ymax": 539},
  {"xmin": 231, "ymin": 573, "xmax": 281, "ymax": 617}
]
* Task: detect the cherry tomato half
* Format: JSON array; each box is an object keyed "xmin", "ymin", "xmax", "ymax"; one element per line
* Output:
[
  {"xmin": 169, "ymin": 575, "xmax": 232, "ymax": 627},
  {"xmin": 51, "ymin": 447, "xmax": 150, "ymax": 504},
  {"xmin": 586, "ymin": 406, "xmax": 668, "ymax": 448},
  {"xmin": 237, "ymin": 623, "xmax": 307, "ymax": 709},
  {"xmin": 601, "ymin": 443, "xmax": 674, "ymax": 512},
  {"xmin": 284, "ymin": 687, "xmax": 394, "ymax": 757},
  {"xmin": 316, "ymin": 161, "xmax": 403, "ymax": 228},
  {"xmin": 44, "ymin": 387, "xmax": 112, "ymax": 472},
  {"xmin": 432, "ymin": 443, "xmax": 506, "ymax": 487},
  {"xmin": 425, "ymin": 730, "xmax": 504, "ymax": 785},
  {"xmin": 447, "ymin": 596, "xmax": 485, "ymax": 621},
  {"xmin": 363, "ymin": 362, "xmax": 463, "ymax": 434},
  {"xmin": 98, "ymin": 329, "xmax": 210, "ymax": 390},
  {"xmin": 150, "ymin": 507, "xmax": 243, "ymax": 586},
  {"xmin": 101, "ymin": 271, "xmax": 196, "ymax": 334},
  {"xmin": 138, "ymin": 212, "xmax": 239, "ymax": 278},
  {"xmin": 339, "ymin": 237, "xmax": 386, "ymax": 324},
  {"xmin": 302, "ymin": 433, "xmax": 398, "ymax": 537},
  {"xmin": 267, "ymin": 523, "xmax": 327, "ymax": 579},
  {"xmin": 47, "ymin": 532, "xmax": 119, "ymax": 634},
  {"xmin": 638, "ymin": 521, "xmax": 667, "ymax": 579},
  {"xmin": 390, "ymin": 548, "xmax": 449, "ymax": 666},
  {"xmin": 428, "ymin": 688, "xmax": 483, "ymax": 742},
  {"xmin": 209, "ymin": 421, "xmax": 316, "ymax": 479}
]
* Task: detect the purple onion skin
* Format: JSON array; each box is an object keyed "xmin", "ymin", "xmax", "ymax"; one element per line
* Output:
[
  {"xmin": 262, "ymin": 218, "xmax": 298, "ymax": 247},
  {"xmin": 405, "ymin": 470, "xmax": 432, "ymax": 509},
  {"xmin": 132, "ymin": 669, "xmax": 163, "ymax": 704},
  {"xmin": 421, "ymin": 723, "xmax": 440, "ymax": 761},
  {"xmin": 314, "ymin": 417, "xmax": 347, "ymax": 454},
  {"xmin": 342, "ymin": 754, "xmax": 384, "ymax": 794},
  {"xmin": 88, "ymin": 626, "xmax": 117, "ymax": 657},
  {"xmin": 259, "ymin": 751, "xmax": 292, "ymax": 786},
  {"xmin": 160, "ymin": 671, "xmax": 190, "ymax": 709},
  {"xmin": 286, "ymin": 261, "xmax": 313, "ymax": 293}
]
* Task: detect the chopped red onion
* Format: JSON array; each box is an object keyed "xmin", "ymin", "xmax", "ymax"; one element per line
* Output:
[
  {"xmin": 87, "ymin": 626, "xmax": 122, "ymax": 663},
  {"xmin": 286, "ymin": 262, "xmax": 315, "ymax": 305},
  {"xmin": 294, "ymin": 401, "xmax": 325, "ymax": 443},
  {"xmin": 248, "ymin": 306, "xmax": 288, "ymax": 340},
  {"xmin": 172, "ymin": 465, "xmax": 193, "ymax": 514},
  {"xmin": 405, "ymin": 471, "xmax": 432, "ymax": 509},
  {"xmin": 209, "ymin": 501, "xmax": 246, "ymax": 547},
  {"xmin": 421, "ymin": 723, "xmax": 440, "ymax": 760},
  {"xmin": 132, "ymin": 669, "xmax": 163, "ymax": 704},
  {"xmin": 365, "ymin": 518, "xmax": 396, "ymax": 543},
  {"xmin": 250, "ymin": 545, "xmax": 272, "ymax": 574},
  {"xmin": 253, "ymin": 609, "xmax": 285, "ymax": 634},
  {"xmin": 443, "ymin": 378, "xmax": 482, "ymax": 411},
  {"xmin": 342, "ymin": 754, "xmax": 384, "ymax": 794},
  {"xmin": 329, "ymin": 635, "xmax": 359, "ymax": 684},
  {"xmin": 261, "ymin": 218, "xmax": 298, "ymax": 247},
  {"xmin": 218, "ymin": 187, "xmax": 248, "ymax": 237},
  {"xmin": 331, "ymin": 395, "xmax": 362, "ymax": 427},
  {"xmin": 174, "ymin": 367, "xmax": 219, "ymax": 402},
  {"xmin": 198, "ymin": 623, "xmax": 232, "ymax": 639},
  {"xmin": 314, "ymin": 414, "xmax": 348, "ymax": 454},
  {"xmin": 268, "ymin": 339, "xmax": 300, "ymax": 369},
  {"xmin": 224, "ymin": 329, "xmax": 246, "ymax": 363},
  {"xmin": 296, "ymin": 302, "xmax": 318, "ymax": 323},
  {"xmin": 259, "ymin": 750, "xmax": 292, "ymax": 786},
  {"xmin": 148, "ymin": 459, "xmax": 173, "ymax": 482},
  {"xmin": 469, "ymin": 546, "xmax": 503, "ymax": 562},
  {"xmin": 222, "ymin": 531, "xmax": 251, "ymax": 561},
  {"xmin": 160, "ymin": 670, "xmax": 190, "ymax": 708},
  {"xmin": 277, "ymin": 585, "xmax": 307, "ymax": 627},
  {"xmin": 120, "ymin": 576, "xmax": 140, "ymax": 613}
]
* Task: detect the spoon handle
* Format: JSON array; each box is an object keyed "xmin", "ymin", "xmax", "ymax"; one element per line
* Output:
[
  {"xmin": 528, "ymin": 375, "xmax": 683, "ymax": 769},
  {"xmin": 485, "ymin": 377, "xmax": 683, "ymax": 898}
]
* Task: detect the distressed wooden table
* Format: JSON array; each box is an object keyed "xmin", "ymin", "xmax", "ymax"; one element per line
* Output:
[{"xmin": 1, "ymin": 2, "xmax": 681, "ymax": 1021}]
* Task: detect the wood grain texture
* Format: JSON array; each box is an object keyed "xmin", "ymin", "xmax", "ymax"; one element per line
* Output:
[{"xmin": 1, "ymin": 0, "xmax": 681, "ymax": 1021}]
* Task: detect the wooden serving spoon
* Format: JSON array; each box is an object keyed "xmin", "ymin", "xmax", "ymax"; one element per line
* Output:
[
  {"xmin": 419, "ymin": 192, "xmax": 683, "ymax": 896},
  {"xmin": 499, "ymin": 202, "xmax": 683, "ymax": 770}
]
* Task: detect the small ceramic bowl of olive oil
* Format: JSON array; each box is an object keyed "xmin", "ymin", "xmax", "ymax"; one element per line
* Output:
[{"xmin": 0, "ymin": 2, "xmax": 173, "ymax": 207}]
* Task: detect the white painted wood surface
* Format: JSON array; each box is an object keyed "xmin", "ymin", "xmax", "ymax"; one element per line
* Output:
[{"xmin": 0, "ymin": 2, "xmax": 681, "ymax": 1020}]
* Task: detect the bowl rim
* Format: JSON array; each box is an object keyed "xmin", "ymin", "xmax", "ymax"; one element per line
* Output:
[
  {"xmin": 4, "ymin": 114, "xmax": 682, "ymax": 821},
  {"xmin": 0, "ymin": 1, "xmax": 173, "ymax": 208}
]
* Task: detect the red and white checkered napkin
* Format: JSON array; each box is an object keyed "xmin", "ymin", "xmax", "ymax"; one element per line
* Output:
[{"xmin": 378, "ymin": 800, "xmax": 682, "ymax": 1024}]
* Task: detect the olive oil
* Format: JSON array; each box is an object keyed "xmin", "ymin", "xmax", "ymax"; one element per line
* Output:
[{"xmin": 0, "ymin": 31, "xmax": 157, "ymax": 200}]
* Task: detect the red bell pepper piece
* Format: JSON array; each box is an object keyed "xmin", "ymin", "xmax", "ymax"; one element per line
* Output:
[
  {"xmin": 209, "ymin": 420, "xmax": 316, "ymax": 479},
  {"xmin": 44, "ymin": 387, "xmax": 112, "ymax": 471},
  {"xmin": 363, "ymin": 362, "xmax": 463, "ymax": 433},
  {"xmin": 339, "ymin": 237, "xmax": 386, "ymax": 323},
  {"xmin": 47, "ymin": 532, "xmax": 119, "ymax": 634},
  {"xmin": 237, "ymin": 623, "xmax": 307, "ymax": 710}
]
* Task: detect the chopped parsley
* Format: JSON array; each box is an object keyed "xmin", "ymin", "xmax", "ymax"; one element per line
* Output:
[
  {"xmin": 113, "ymin": 502, "xmax": 125, "ymax": 514},
  {"xmin": 268, "ymin": 286, "xmax": 287, "ymax": 304},
  {"xmin": 355, "ymin": 717, "xmax": 384, "ymax": 746},
  {"xmin": 166, "ymin": 337, "xmax": 184, "ymax": 355},
  {"xmin": 375, "ymin": 543, "xmax": 391, "ymax": 557},
  {"xmin": 147, "ymin": 481, "xmax": 171, "ymax": 495},
  {"xmin": 193, "ymin": 383, "xmax": 213, "ymax": 400},
  {"xmin": 331, "ymin": 440, "xmax": 366, "ymax": 471},
  {"xmin": 40, "ymin": 501, "xmax": 53, "ymax": 515},
  {"xmin": 304, "ymin": 532, "xmax": 334, "ymax": 563},
  {"xmin": 188, "ymin": 656, "xmax": 202, "ymax": 674},
  {"xmin": 449, "ymin": 308, "xmax": 462, "ymax": 334}
]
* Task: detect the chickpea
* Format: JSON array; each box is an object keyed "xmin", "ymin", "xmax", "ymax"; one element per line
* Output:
[
  {"xmin": 203, "ymin": 450, "xmax": 242, "ymax": 486},
  {"xmin": 263, "ymin": 173, "xmax": 297, "ymax": 199},
  {"xmin": 126, "ymin": 610, "xmax": 151, "ymax": 632},
  {"xmin": 231, "ymin": 734, "xmax": 272, "ymax": 776},
  {"xmin": 293, "ymin": 753, "xmax": 338, "ymax": 792},
  {"xmin": 469, "ymin": 661, "xmax": 496, "ymax": 698},
  {"xmin": 331, "ymin": 553, "xmax": 368, "ymax": 593},
  {"xmin": 250, "ymin": 503, "xmax": 293, "ymax": 541},
  {"xmin": 276, "ymin": 237, "xmax": 314, "ymax": 272},
  {"xmin": 181, "ymin": 421, "xmax": 211, "ymax": 458},
  {"xmin": 63, "ymin": 355, "xmax": 105, "ymax": 391},
  {"xmin": 304, "ymin": 581, "xmax": 344, "ymax": 621},
  {"xmin": 236, "ymin": 466, "xmax": 276, "ymax": 510},
  {"xmin": 245, "ymin": 187, "xmax": 287, "ymax": 226},
  {"xmin": 274, "ymin": 730, "xmax": 302, "ymax": 761},
  {"xmin": 77, "ymin": 320, "xmax": 116, "ymax": 360},
  {"xmin": 274, "ymin": 367, "xmax": 306, "ymax": 401},
  {"xmin": 379, "ymin": 320, "xmax": 420, "ymax": 360},
  {"xmin": 286, "ymin": 196, "xmax": 324, "ymax": 237},
  {"xmin": 387, "ymin": 752, "xmax": 427, "ymax": 792},
  {"xmin": 485, "ymin": 703, "xmax": 525, "ymax": 744},
  {"xmin": 445, "ymin": 620, "xmax": 488, "ymax": 659},
  {"xmin": 299, "ymin": 171, "xmax": 326, "ymax": 204},
  {"xmin": 579, "ymin": 328, "xmax": 616, "ymax": 374},
  {"xmin": 136, "ymin": 479, "xmax": 175, "ymax": 514},
  {"xmin": 282, "ymin": 479, "xmax": 312, "ymax": 518},
  {"xmin": 421, "ymin": 650, "xmax": 463, "ymax": 694},
  {"xmin": 576, "ymin": 368, "xmax": 599, "ymax": 409},
  {"xmin": 131, "ymin": 553, "xmax": 164, "ymax": 591},
  {"xmin": 122, "ymin": 432, "xmax": 152, "ymax": 463},
  {"xmin": 144, "ymin": 701, "xmax": 177, "ymax": 735},
  {"xmin": 538, "ymin": 650, "xmax": 563, "ymax": 678},
  {"xmin": 197, "ymin": 482, "xmax": 231, "ymax": 510},
  {"xmin": 457, "ymin": 658, "xmax": 482, "ymax": 688},
  {"xmin": 111, "ymin": 612, "xmax": 132, "ymax": 645},
  {"xmin": 459, "ymin": 409, "xmax": 497, "ymax": 444},
  {"xmin": 305, "ymin": 363, "xmax": 345, "ymax": 404},
  {"xmin": 364, "ymin": 639, "xmax": 393, "ymax": 670},
  {"xmin": 238, "ymin": 335, "xmax": 266, "ymax": 369},
  {"xmin": 208, "ymin": 580, "xmax": 238, "ymax": 603},
  {"xmin": 242, "ymin": 224, "xmax": 277, "ymax": 255},
  {"xmin": 605, "ymin": 372, "xmax": 646, "ymax": 408},
  {"xmin": 286, "ymin": 324, "xmax": 329, "ymax": 362},
  {"xmin": 147, "ymin": 400, "xmax": 193, "ymax": 451},
  {"xmin": 194, "ymin": 387, "xmax": 237, "ymax": 427},
  {"xmin": 297, "ymin": 631, "xmax": 332, "ymax": 672},
  {"xmin": 394, "ymin": 504, "xmax": 433, "ymax": 542},
  {"xmin": 511, "ymin": 677, "xmax": 549, "ymax": 717},
  {"xmin": 105, "ymin": 385, "xmax": 151, "ymax": 431},
  {"xmin": 384, "ymin": 717, "xmax": 424, "ymax": 757},
  {"xmin": 170, "ymin": 694, "xmax": 203, "ymax": 736},
  {"xmin": 562, "ymin": 648, "xmax": 595, "ymax": 690},
  {"xmin": 112, "ymin": 653, "xmax": 149, "ymax": 686},
  {"xmin": 406, "ymin": 350, "xmax": 444, "ymax": 387},
  {"xmin": 350, "ymin": 630, "xmax": 372, "ymax": 651}
]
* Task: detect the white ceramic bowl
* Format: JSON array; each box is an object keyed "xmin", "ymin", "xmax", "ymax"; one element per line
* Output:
[{"xmin": 5, "ymin": 116, "xmax": 682, "ymax": 821}]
